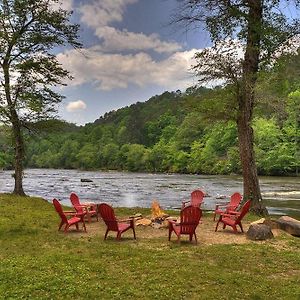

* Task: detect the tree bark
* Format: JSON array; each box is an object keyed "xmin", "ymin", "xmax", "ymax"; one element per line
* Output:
[
  {"xmin": 237, "ymin": 0, "xmax": 268, "ymax": 215},
  {"xmin": 11, "ymin": 111, "xmax": 26, "ymax": 196}
]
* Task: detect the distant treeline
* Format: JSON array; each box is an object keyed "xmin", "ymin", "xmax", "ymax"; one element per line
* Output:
[{"xmin": 0, "ymin": 55, "xmax": 299, "ymax": 176}]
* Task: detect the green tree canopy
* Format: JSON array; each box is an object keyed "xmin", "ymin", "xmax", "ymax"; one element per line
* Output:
[
  {"xmin": 0, "ymin": 0, "xmax": 81, "ymax": 195},
  {"xmin": 172, "ymin": 0, "xmax": 300, "ymax": 215}
]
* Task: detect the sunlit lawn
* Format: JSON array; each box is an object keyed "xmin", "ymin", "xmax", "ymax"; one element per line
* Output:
[{"xmin": 0, "ymin": 194, "xmax": 299, "ymax": 299}]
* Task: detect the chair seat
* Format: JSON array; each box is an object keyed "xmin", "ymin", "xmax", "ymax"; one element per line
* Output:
[
  {"xmin": 221, "ymin": 216, "xmax": 236, "ymax": 226},
  {"xmin": 75, "ymin": 211, "xmax": 86, "ymax": 217},
  {"xmin": 68, "ymin": 216, "xmax": 81, "ymax": 225},
  {"xmin": 215, "ymin": 208, "xmax": 225, "ymax": 215},
  {"xmin": 118, "ymin": 222, "xmax": 132, "ymax": 232}
]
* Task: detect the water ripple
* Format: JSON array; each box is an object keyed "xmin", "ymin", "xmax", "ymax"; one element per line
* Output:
[{"xmin": 0, "ymin": 169, "xmax": 299, "ymax": 217}]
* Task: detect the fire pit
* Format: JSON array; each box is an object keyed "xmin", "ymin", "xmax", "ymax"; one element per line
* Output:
[{"xmin": 133, "ymin": 200, "xmax": 174, "ymax": 229}]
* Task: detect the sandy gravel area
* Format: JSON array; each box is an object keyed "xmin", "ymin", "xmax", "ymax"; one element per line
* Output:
[{"xmin": 72, "ymin": 213, "xmax": 289, "ymax": 246}]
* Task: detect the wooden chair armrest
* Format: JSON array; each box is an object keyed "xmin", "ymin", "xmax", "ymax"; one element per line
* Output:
[
  {"xmin": 226, "ymin": 210, "xmax": 240, "ymax": 215},
  {"xmin": 168, "ymin": 219, "xmax": 179, "ymax": 225},
  {"xmin": 64, "ymin": 211, "xmax": 76, "ymax": 215},
  {"xmin": 64, "ymin": 211, "xmax": 86, "ymax": 219},
  {"xmin": 81, "ymin": 202, "xmax": 96, "ymax": 208},
  {"xmin": 77, "ymin": 211, "xmax": 87, "ymax": 215},
  {"xmin": 118, "ymin": 218, "xmax": 133, "ymax": 223},
  {"xmin": 119, "ymin": 218, "xmax": 135, "ymax": 227},
  {"xmin": 75, "ymin": 205, "xmax": 96, "ymax": 213},
  {"xmin": 220, "ymin": 213, "xmax": 238, "ymax": 219},
  {"xmin": 215, "ymin": 203, "xmax": 228, "ymax": 209},
  {"xmin": 75, "ymin": 204, "xmax": 89, "ymax": 208}
]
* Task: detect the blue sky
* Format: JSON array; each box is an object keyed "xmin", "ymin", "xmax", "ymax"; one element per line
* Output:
[{"xmin": 55, "ymin": 0, "xmax": 210, "ymax": 125}]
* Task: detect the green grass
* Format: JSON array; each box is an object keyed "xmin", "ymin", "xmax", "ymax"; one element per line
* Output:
[{"xmin": 0, "ymin": 193, "xmax": 299, "ymax": 299}]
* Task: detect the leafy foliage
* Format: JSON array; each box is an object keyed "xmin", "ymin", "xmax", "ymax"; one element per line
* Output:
[
  {"xmin": 0, "ymin": 0, "xmax": 81, "ymax": 125},
  {"xmin": 1, "ymin": 55, "xmax": 295, "ymax": 176},
  {"xmin": 0, "ymin": 0, "xmax": 81, "ymax": 194}
]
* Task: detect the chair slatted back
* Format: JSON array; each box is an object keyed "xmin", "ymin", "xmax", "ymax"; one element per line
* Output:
[
  {"xmin": 98, "ymin": 203, "xmax": 119, "ymax": 231},
  {"xmin": 228, "ymin": 192, "xmax": 242, "ymax": 211},
  {"xmin": 236, "ymin": 200, "xmax": 251, "ymax": 223},
  {"xmin": 180, "ymin": 206, "xmax": 202, "ymax": 234},
  {"xmin": 190, "ymin": 190, "xmax": 205, "ymax": 207},
  {"xmin": 70, "ymin": 192, "xmax": 85, "ymax": 214},
  {"xmin": 53, "ymin": 199, "xmax": 68, "ymax": 223}
]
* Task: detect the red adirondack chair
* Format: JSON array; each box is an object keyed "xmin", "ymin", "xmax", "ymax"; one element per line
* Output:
[
  {"xmin": 215, "ymin": 200, "xmax": 251, "ymax": 233},
  {"xmin": 53, "ymin": 198, "xmax": 86, "ymax": 233},
  {"xmin": 213, "ymin": 192, "xmax": 242, "ymax": 221},
  {"xmin": 168, "ymin": 206, "xmax": 202, "ymax": 244},
  {"xmin": 70, "ymin": 192, "xmax": 98, "ymax": 223},
  {"xmin": 98, "ymin": 203, "xmax": 136, "ymax": 240},
  {"xmin": 182, "ymin": 189, "xmax": 205, "ymax": 209}
]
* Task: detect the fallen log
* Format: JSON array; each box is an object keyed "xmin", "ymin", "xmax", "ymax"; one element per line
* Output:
[{"xmin": 275, "ymin": 216, "xmax": 300, "ymax": 237}]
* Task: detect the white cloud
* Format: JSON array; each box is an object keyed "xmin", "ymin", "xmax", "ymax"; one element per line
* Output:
[
  {"xmin": 66, "ymin": 100, "xmax": 87, "ymax": 112},
  {"xmin": 95, "ymin": 26, "xmax": 181, "ymax": 53},
  {"xmin": 78, "ymin": 0, "xmax": 138, "ymax": 28},
  {"xmin": 57, "ymin": 47, "xmax": 198, "ymax": 91},
  {"xmin": 56, "ymin": 1, "xmax": 199, "ymax": 93},
  {"xmin": 50, "ymin": 0, "xmax": 73, "ymax": 12},
  {"xmin": 272, "ymin": 34, "xmax": 300, "ymax": 58},
  {"xmin": 78, "ymin": 1, "xmax": 180, "ymax": 54}
]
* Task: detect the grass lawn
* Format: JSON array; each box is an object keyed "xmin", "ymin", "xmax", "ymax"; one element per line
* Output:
[{"xmin": 0, "ymin": 193, "xmax": 299, "ymax": 299}]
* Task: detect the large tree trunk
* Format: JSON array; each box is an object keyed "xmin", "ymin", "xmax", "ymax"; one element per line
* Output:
[
  {"xmin": 3, "ymin": 59, "xmax": 26, "ymax": 196},
  {"xmin": 237, "ymin": 96, "xmax": 267, "ymax": 215},
  {"xmin": 237, "ymin": 0, "xmax": 268, "ymax": 215},
  {"xmin": 11, "ymin": 112, "xmax": 26, "ymax": 196}
]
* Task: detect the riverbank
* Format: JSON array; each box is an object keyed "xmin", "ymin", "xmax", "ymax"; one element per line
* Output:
[{"xmin": 0, "ymin": 193, "xmax": 299, "ymax": 299}]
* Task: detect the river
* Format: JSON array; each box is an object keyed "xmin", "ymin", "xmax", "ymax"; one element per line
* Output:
[{"xmin": 0, "ymin": 169, "xmax": 299, "ymax": 217}]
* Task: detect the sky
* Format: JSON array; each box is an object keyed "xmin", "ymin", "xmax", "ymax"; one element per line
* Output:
[{"xmin": 55, "ymin": 0, "xmax": 211, "ymax": 125}]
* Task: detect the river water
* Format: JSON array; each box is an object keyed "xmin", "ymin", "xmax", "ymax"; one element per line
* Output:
[{"xmin": 0, "ymin": 169, "xmax": 299, "ymax": 217}]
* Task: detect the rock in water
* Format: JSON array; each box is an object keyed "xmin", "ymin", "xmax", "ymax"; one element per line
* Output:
[
  {"xmin": 81, "ymin": 178, "xmax": 93, "ymax": 182},
  {"xmin": 246, "ymin": 224, "xmax": 274, "ymax": 241},
  {"xmin": 275, "ymin": 216, "xmax": 300, "ymax": 237}
]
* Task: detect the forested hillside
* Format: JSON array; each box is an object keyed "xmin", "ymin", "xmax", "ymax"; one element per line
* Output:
[{"xmin": 0, "ymin": 54, "xmax": 299, "ymax": 176}]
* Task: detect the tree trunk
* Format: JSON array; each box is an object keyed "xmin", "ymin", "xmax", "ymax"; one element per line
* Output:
[
  {"xmin": 237, "ymin": 99, "xmax": 267, "ymax": 215},
  {"xmin": 3, "ymin": 59, "xmax": 26, "ymax": 196},
  {"xmin": 11, "ymin": 112, "xmax": 26, "ymax": 196},
  {"xmin": 237, "ymin": 0, "xmax": 268, "ymax": 215}
]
